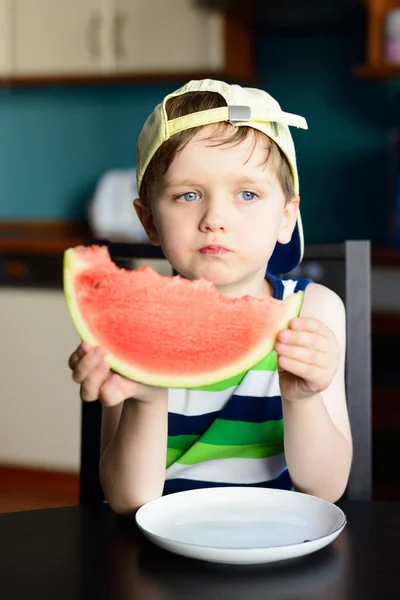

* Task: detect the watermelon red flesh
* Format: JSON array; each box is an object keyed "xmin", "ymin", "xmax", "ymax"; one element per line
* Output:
[{"xmin": 64, "ymin": 245, "xmax": 304, "ymax": 388}]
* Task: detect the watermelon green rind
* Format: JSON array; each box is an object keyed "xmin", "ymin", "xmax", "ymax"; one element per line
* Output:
[
  {"xmin": 64, "ymin": 248, "xmax": 108, "ymax": 353},
  {"xmin": 63, "ymin": 246, "xmax": 304, "ymax": 389}
]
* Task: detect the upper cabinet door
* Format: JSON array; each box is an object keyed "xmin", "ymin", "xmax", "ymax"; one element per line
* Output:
[
  {"xmin": 111, "ymin": 0, "xmax": 224, "ymax": 73},
  {"xmin": 11, "ymin": 0, "xmax": 108, "ymax": 75},
  {"xmin": 0, "ymin": 0, "xmax": 253, "ymax": 81},
  {"xmin": 0, "ymin": 1, "xmax": 13, "ymax": 75}
]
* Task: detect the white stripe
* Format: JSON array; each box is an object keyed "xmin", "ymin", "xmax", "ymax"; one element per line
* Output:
[
  {"xmin": 168, "ymin": 370, "xmax": 281, "ymax": 417},
  {"xmin": 168, "ymin": 387, "xmax": 235, "ymax": 416},
  {"xmin": 165, "ymin": 454, "xmax": 287, "ymax": 485},
  {"xmin": 282, "ymin": 278, "xmax": 297, "ymax": 299},
  {"xmin": 235, "ymin": 369, "xmax": 280, "ymax": 398}
]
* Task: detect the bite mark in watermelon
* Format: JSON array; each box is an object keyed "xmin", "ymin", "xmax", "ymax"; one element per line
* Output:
[{"xmin": 63, "ymin": 245, "xmax": 304, "ymax": 388}]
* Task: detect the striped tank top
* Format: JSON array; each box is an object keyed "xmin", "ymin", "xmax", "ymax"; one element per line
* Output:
[{"xmin": 163, "ymin": 273, "xmax": 312, "ymax": 496}]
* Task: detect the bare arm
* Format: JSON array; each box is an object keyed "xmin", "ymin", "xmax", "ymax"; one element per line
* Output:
[
  {"xmin": 100, "ymin": 392, "xmax": 168, "ymax": 516},
  {"xmin": 277, "ymin": 283, "xmax": 352, "ymax": 502},
  {"xmin": 69, "ymin": 342, "xmax": 169, "ymax": 516}
]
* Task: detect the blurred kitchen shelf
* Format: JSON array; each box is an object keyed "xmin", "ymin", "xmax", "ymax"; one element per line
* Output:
[
  {"xmin": 354, "ymin": 63, "xmax": 400, "ymax": 78},
  {"xmin": 0, "ymin": 466, "xmax": 79, "ymax": 514},
  {"xmin": 0, "ymin": 220, "xmax": 91, "ymax": 254},
  {"xmin": 355, "ymin": 0, "xmax": 400, "ymax": 79},
  {"xmin": 0, "ymin": 70, "xmax": 260, "ymax": 88}
]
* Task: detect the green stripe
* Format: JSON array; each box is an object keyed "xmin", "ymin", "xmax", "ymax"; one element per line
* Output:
[
  {"xmin": 191, "ymin": 350, "xmax": 277, "ymax": 392},
  {"xmin": 166, "ymin": 447, "xmax": 183, "ymax": 467},
  {"xmin": 201, "ymin": 418, "xmax": 284, "ymax": 446},
  {"xmin": 191, "ymin": 371, "xmax": 246, "ymax": 392},
  {"xmin": 252, "ymin": 351, "xmax": 277, "ymax": 371},
  {"xmin": 168, "ymin": 434, "xmax": 199, "ymax": 451},
  {"xmin": 175, "ymin": 441, "xmax": 284, "ymax": 465}
]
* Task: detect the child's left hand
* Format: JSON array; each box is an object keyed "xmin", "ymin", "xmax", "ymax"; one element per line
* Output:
[{"xmin": 275, "ymin": 317, "xmax": 341, "ymax": 403}]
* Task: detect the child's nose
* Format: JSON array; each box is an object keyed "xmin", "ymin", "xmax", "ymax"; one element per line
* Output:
[{"xmin": 199, "ymin": 197, "xmax": 228, "ymax": 233}]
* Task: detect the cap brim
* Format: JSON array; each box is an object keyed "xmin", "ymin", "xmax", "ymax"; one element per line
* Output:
[{"xmin": 267, "ymin": 212, "xmax": 304, "ymax": 275}]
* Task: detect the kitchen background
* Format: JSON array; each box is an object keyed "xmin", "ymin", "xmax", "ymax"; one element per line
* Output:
[{"xmin": 1, "ymin": 0, "xmax": 399, "ymax": 511}]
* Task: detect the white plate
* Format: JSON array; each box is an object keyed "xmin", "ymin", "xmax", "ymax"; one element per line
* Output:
[{"xmin": 135, "ymin": 487, "xmax": 346, "ymax": 565}]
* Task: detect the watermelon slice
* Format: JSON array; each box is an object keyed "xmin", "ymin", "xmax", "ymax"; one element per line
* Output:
[{"xmin": 63, "ymin": 245, "xmax": 303, "ymax": 388}]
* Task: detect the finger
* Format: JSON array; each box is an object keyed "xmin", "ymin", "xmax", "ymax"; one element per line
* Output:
[
  {"xmin": 80, "ymin": 362, "xmax": 111, "ymax": 402},
  {"xmin": 275, "ymin": 342, "xmax": 330, "ymax": 368},
  {"xmin": 277, "ymin": 355, "xmax": 332, "ymax": 388},
  {"xmin": 72, "ymin": 347, "xmax": 106, "ymax": 383},
  {"xmin": 276, "ymin": 330, "xmax": 328, "ymax": 352},
  {"xmin": 68, "ymin": 342, "xmax": 91, "ymax": 369},
  {"xmin": 68, "ymin": 352, "xmax": 79, "ymax": 370},
  {"xmin": 80, "ymin": 341, "xmax": 91, "ymax": 354},
  {"xmin": 288, "ymin": 317, "xmax": 331, "ymax": 336}
]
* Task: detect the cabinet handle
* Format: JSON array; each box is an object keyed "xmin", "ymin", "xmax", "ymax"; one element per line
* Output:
[
  {"xmin": 88, "ymin": 12, "xmax": 102, "ymax": 59},
  {"xmin": 113, "ymin": 11, "xmax": 128, "ymax": 60}
]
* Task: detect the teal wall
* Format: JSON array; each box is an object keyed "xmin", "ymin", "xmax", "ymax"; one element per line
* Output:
[
  {"xmin": 257, "ymin": 24, "xmax": 400, "ymax": 244},
  {"xmin": 0, "ymin": 84, "xmax": 176, "ymax": 220},
  {"xmin": 1, "ymin": 13, "xmax": 399, "ymax": 244}
]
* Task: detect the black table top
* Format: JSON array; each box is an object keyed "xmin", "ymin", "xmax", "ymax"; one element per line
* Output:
[{"xmin": 0, "ymin": 500, "xmax": 399, "ymax": 600}]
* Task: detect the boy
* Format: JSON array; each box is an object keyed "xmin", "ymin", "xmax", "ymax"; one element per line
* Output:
[{"xmin": 69, "ymin": 79, "xmax": 352, "ymax": 515}]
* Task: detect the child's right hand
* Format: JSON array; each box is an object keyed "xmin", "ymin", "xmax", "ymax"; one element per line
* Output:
[{"xmin": 68, "ymin": 342, "xmax": 166, "ymax": 406}]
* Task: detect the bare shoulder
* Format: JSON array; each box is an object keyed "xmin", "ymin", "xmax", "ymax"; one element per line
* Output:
[{"xmin": 300, "ymin": 282, "xmax": 345, "ymax": 340}]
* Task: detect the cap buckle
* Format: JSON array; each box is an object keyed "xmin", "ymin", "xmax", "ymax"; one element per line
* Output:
[{"xmin": 228, "ymin": 105, "xmax": 251, "ymax": 124}]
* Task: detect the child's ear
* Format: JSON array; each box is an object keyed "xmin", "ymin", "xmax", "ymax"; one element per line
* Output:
[
  {"xmin": 277, "ymin": 195, "xmax": 300, "ymax": 245},
  {"xmin": 133, "ymin": 198, "xmax": 161, "ymax": 246}
]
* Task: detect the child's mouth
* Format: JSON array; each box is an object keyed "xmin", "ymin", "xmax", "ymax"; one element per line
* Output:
[{"xmin": 200, "ymin": 246, "xmax": 230, "ymax": 256}]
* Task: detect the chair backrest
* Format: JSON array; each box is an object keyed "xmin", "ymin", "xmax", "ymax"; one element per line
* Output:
[
  {"xmin": 79, "ymin": 240, "xmax": 372, "ymax": 504},
  {"xmin": 284, "ymin": 240, "xmax": 372, "ymax": 501}
]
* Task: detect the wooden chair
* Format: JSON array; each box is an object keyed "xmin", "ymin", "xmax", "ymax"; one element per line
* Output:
[{"xmin": 79, "ymin": 240, "xmax": 372, "ymax": 504}]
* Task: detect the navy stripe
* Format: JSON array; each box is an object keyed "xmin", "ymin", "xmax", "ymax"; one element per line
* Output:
[
  {"xmin": 168, "ymin": 411, "xmax": 219, "ymax": 437},
  {"xmin": 218, "ymin": 394, "xmax": 283, "ymax": 423},
  {"xmin": 294, "ymin": 278, "xmax": 313, "ymax": 292},
  {"xmin": 163, "ymin": 468, "xmax": 293, "ymax": 496},
  {"xmin": 168, "ymin": 395, "xmax": 283, "ymax": 437},
  {"xmin": 265, "ymin": 272, "xmax": 312, "ymax": 299},
  {"xmin": 266, "ymin": 271, "xmax": 285, "ymax": 300}
]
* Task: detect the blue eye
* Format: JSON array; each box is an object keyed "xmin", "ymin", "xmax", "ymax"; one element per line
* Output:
[
  {"xmin": 177, "ymin": 191, "xmax": 200, "ymax": 202},
  {"xmin": 238, "ymin": 191, "xmax": 256, "ymax": 201}
]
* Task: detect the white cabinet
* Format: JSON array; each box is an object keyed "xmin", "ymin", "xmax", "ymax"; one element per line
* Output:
[
  {"xmin": 0, "ymin": 288, "xmax": 81, "ymax": 471},
  {"xmin": 0, "ymin": 0, "xmax": 226, "ymax": 77},
  {"xmin": 9, "ymin": 0, "xmax": 108, "ymax": 75},
  {"xmin": 0, "ymin": 0, "xmax": 13, "ymax": 74},
  {"xmin": 110, "ymin": 0, "xmax": 224, "ymax": 73}
]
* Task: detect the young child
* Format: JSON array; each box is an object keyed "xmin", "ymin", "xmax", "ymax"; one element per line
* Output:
[{"xmin": 69, "ymin": 79, "xmax": 352, "ymax": 515}]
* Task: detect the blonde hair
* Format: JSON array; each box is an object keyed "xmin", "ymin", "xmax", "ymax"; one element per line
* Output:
[{"xmin": 139, "ymin": 91, "xmax": 295, "ymax": 208}]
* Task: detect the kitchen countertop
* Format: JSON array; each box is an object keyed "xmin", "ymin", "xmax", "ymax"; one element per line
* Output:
[{"xmin": 0, "ymin": 221, "xmax": 92, "ymax": 254}]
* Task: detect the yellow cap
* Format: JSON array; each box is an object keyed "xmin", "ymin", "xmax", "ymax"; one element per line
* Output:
[{"xmin": 136, "ymin": 79, "xmax": 308, "ymax": 274}]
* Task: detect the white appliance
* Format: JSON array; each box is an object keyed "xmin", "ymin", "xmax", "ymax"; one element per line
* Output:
[{"xmin": 88, "ymin": 169, "xmax": 149, "ymax": 243}]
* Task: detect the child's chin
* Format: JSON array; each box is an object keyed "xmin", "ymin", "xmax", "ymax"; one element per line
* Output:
[
  {"xmin": 180, "ymin": 272, "xmax": 233, "ymax": 286},
  {"xmin": 195, "ymin": 271, "xmax": 241, "ymax": 288},
  {"xmin": 174, "ymin": 261, "xmax": 244, "ymax": 286}
]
